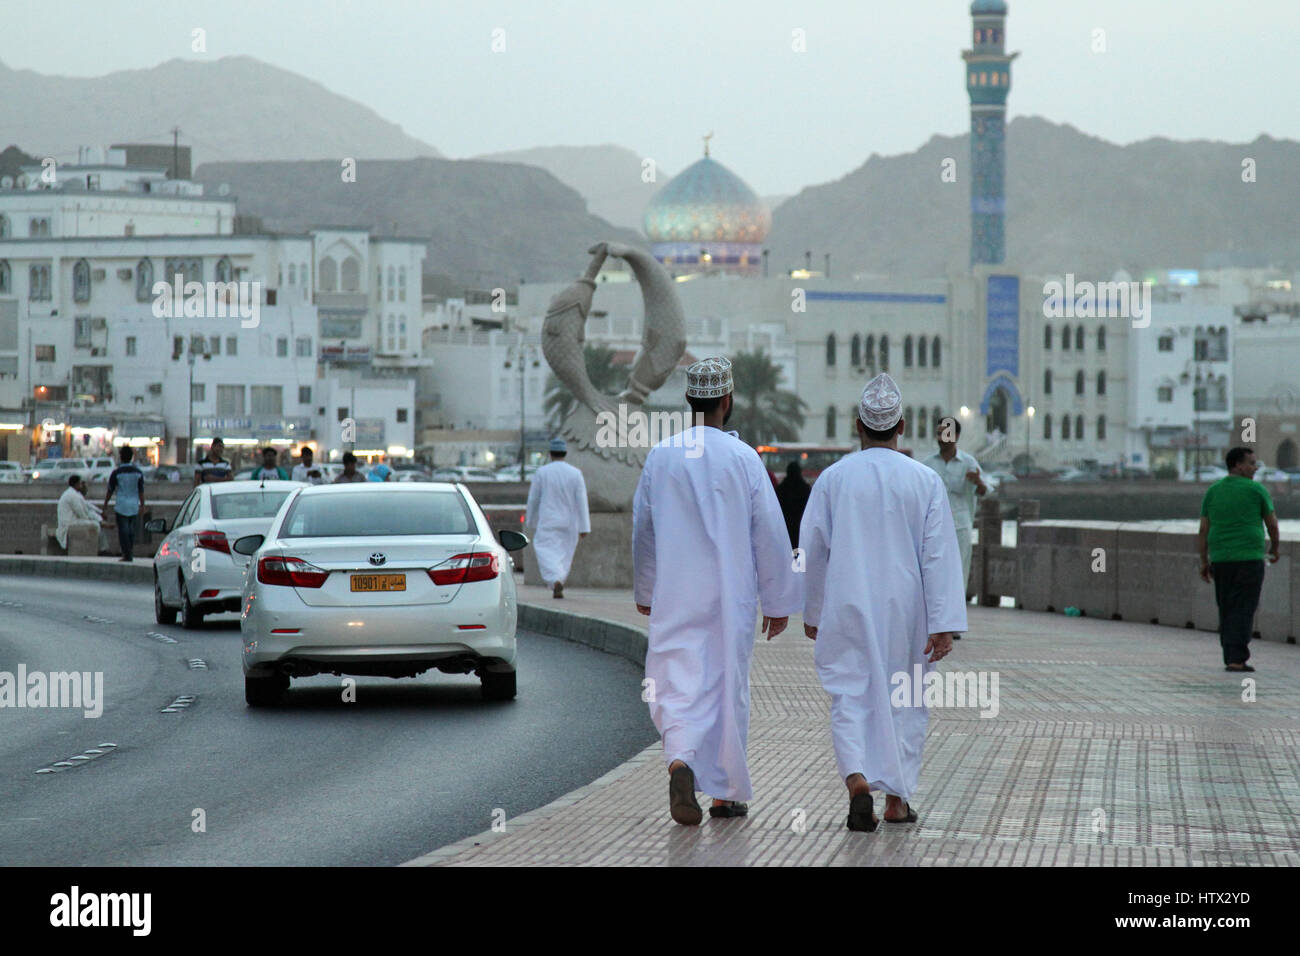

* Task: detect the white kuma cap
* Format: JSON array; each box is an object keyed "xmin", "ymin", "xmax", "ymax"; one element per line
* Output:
[
  {"xmin": 685, "ymin": 356, "xmax": 733, "ymax": 399},
  {"xmin": 858, "ymin": 372, "xmax": 903, "ymax": 430}
]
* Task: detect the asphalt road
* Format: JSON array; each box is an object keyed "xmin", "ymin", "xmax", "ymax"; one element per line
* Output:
[{"xmin": 0, "ymin": 574, "xmax": 657, "ymax": 866}]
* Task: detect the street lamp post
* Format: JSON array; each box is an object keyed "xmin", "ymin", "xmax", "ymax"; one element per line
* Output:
[
  {"xmin": 504, "ymin": 341, "xmax": 539, "ymax": 482},
  {"xmin": 1026, "ymin": 403, "xmax": 1036, "ymax": 470}
]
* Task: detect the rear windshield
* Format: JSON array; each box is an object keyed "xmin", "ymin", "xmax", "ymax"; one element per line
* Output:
[
  {"xmin": 280, "ymin": 491, "xmax": 477, "ymax": 537},
  {"xmin": 211, "ymin": 490, "xmax": 294, "ymax": 520}
]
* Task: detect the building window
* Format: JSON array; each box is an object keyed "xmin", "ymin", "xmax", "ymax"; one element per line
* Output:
[
  {"xmin": 217, "ymin": 385, "xmax": 245, "ymax": 416},
  {"xmin": 35, "ymin": 345, "xmax": 55, "ymax": 362},
  {"xmin": 135, "ymin": 259, "xmax": 153, "ymax": 302},
  {"xmin": 1062, "ymin": 415, "xmax": 1071, "ymax": 440},
  {"xmin": 0, "ymin": 260, "xmax": 9, "ymax": 294},
  {"xmin": 29, "ymin": 264, "xmax": 51, "ymax": 300},
  {"xmin": 276, "ymin": 337, "xmax": 288, "ymax": 357},
  {"xmin": 288, "ymin": 264, "xmax": 297, "ymax": 285},
  {"xmin": 932, "ymin": 336, "xmax": 941, "ymax": 368},
  {"xmin": 826, "ymin": 405, "xmax": 836, "ymax": 438},
  {"xmin": 1075, "ymin": 325, "xmax": 1084, "ymax": 351},
  {"xmin": 903, "ymin": 335, "xmax": 914, "ymax": 368},
  {"xmin": 75, "ymin": 317, "xmax": 92, "ymax": 348},
  {"xmin": 1044, "ymin": 369, "xmax": 1052, "ymax": 395},
  {"xmin": 250, "ymin": 385, "xmax": 283, "ymax": 416},
  {"xmin": 1043, "ymin": 414, "xmax": 1052, "ymax": 440},
  {"xmin": 341, "ymin": 256, "xmax": 360, "ymax": 292},
  {"xmin": 1207, "ymin": 326, "xmax": 1228, "ymax": 361},
  {"xmin": 850, "ymin": 334, "xmax": 861, "ymax": 366},
  {"xmin": 1075, "ymin": 414, "xmax": 1084, "ymax": 438},
  {"xmin": 1061, "ymin": 324, "xmax": 1071, "ymax": 351},
  {"xmin": 337, "ymin": 407, "xmax": 349, "ymax": 422},
  {"xmin": 191, "ymin": 383, "xmax": 206, "ymax": 403},
  {"xmin": 296, "ymin": 337, "xmax": 312, "ymax": 357},
  {"xmin": 1097, "ymin": 370, "xmax": 1106, "ymax": 395},
  {"xmin": 164, "ymin": 257, "xmax": 202, "ymax": 284},
  {"xmin": 298, "ymin": 385, "xmax": 312, "ymax": 405},
  {"xmin": 125, "ymin": 336, "xmax": 137, "ymax": 356},
  {"xmin": 917, "ymin": 410, "xmax": 928, "ymax": 439},
  {"xmin": 918, "ymin": 336, "xmax": 927, "ymax": 367},
  {"xmin": 226, "ymin": 336, "xmax": 238, "ymax": 356},
  {"xmin": 904, "ymin": 406, "xmax": 915, "ymax": 432},
  {"xmin": 1097, "ymin": 415, "xmax": 1107, "ymax": 440},
  {"xmin": 215, "ymin": 256, "xmax": 233, "ymax": 283},
  {"xmin": 864, "ymin": 335, "xmax": 875, "ymax": 368},
  {"xmin": 1157, "ymin": 384, "xmax": 1173, "ymax": 403},
  {"xmin": 879, "ymin": 335, "xmax": 889, "ymax": 371},
  {"xmin": 396, "ymin": 408, "xmax": 408, "ymax": 423},
  {"xmin": 1157, "ymin": 332, "xmax": 1173, "ymax": 352},
  {"xmin": 1097, "ymin": 326, "xmax": 1106, "ymax": 351},
  {"xmin": 0, "ymin": 214, "xmax": 8, "ymax": 238},
  {"xmin": 319, "ymin": 257, "xmax": 338, "ymax": 292},
  {"xmin": 398, "ymin": 265, "xmax": 407, "ymax": 301},
  {"xmin": 825, "ymin": 333, "xmax": 836, "ymax": 367},
  {"xmin": 29, "ymin": 217, "xmax": 50, "ymax": 237},
  {"xmin": 1075, "ymin": 370, "xmax": 1085, "ymax": 395},
  {"xmin": 73, "ymin": 259, "xmax": 91, "ymax": 302}
]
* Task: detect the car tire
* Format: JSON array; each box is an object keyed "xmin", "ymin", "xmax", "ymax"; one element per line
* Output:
[
  {"xmin": 180, "ymin": 580, "xmax": 204, "ymax": 630},
  {"xmin": 481, "ymin": 669, "xmax": 517, "ymax": 701},
  {"xmin": 245, "ymin": 673, "xmax": 288, "ymax": 707},
  {"xmin": 154, "ymin": 575, "xmax": 177, "ymax": 625}
]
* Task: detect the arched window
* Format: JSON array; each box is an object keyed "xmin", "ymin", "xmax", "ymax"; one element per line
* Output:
[
  {"xmin": 1062, "ymin": 415, "xmax": 1071, "ymax": 440},
  {"xmin": 1044, "ymin": 414, "xmax": 1052, "ymax": 440},
  {"xmin": 398, "ymin": 265, "xmax": 407, "ymax": 301},
  {"xmin": 1075, "ymin": 414, "xmax": 1084, "ymax": 439},
  {"xmin": 72, "ymin": 258, "xmax": 91, "ymax": 302},
  {"xmin": 1044, "ymin": 369, "xmax": 1053, "ymax": 395},
  {"xmin": 288, "ymin": 264, "xmax": 297, "ymax": 285},
  {"xmin": 1062, "ymin": 324, "xmax": 1071, "ymax": 351},
  {"xmin": 215, "ymin": 256, "xmax": 232, "ymax": 283},
  {"xmin": 0, "ymin": 260, "xmax": 9, "ymax": 294},
  {"xmin": 826, "ymin": 333, "xmax": 837, "ymax": 367},
  {"xmin": 850, "ymin": 333, "xmax": 861, "ymax": 366},
  {"xmin": 1097, "ymin": 415, "xmax": 1107, "ymax": 440},
  {"xmin": 135, "ymin": 259, "xmax": 153, "ymax": 301},
  {"xmin": 905, "ymin": 406, "xmax": 915, "ymax": 432},
  {"xmin": 1097, "ymin": 370, "xmax": 1106, "ymax": 395},
  {"xmin": 1075, "ymin": 370, "xmax": 1085, "ymax": 395},
  {"xmin": 1097, "ymin": 326, "xmax": 1106, "ymax": 351},
  {"xmin": 1044, "ymin": 324, "xmax": 1053, "ymax": 350},
  {"xmin": 918, "ymin": 336, "xmax": 928, "ymax": 367},
  {"xmin": 1075, "ymin": 325, "xmax": 1084, "ymax": 351},
  {"xmin": 864, "ymin": 334, "xmax": 875, "ymax": 368},
  {"xmin": 904, "ymin": 335, "xmax": 914, "ymax": 368},
  {"xmin": 918, "ymin": 409, "xmax": 928, "ymax": 439},
  {"xmin": 387, "ymin": 266, "xmax": 395, "ymax": 301},
  {"xmin": 319, "ymin": 256, "xmax": 338, "ymax": 293},
  {"xmin": 879, "ymin": 335, "xmax": 889, "ymax": 371},
  {"xmin": 826, "ymin": 405, "xmax": 837, "ymax": 438},
  {"xmin": 932, "ymin": 336, "xmax": 941, "ymax": 368},
  {"xmin": 0, "ymin": 214, "xmax": 8, "ymax": 238},
  {"xmin": 341, "ymin": 256, "xmax": 360, "ymax": 292}
]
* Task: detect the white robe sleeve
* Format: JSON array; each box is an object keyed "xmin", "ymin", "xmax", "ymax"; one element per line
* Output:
[
  {"xmin": 798, "ymin": 475, "xmax": 832, "ymax": 629},
  {"xmin": 749, "ymin": 454, "xmax": 802, "ymax": 617},
  {"xmin": 921, "ymin": 475, "xmax": 969, "ymax": 635},
  {"xmin": 574, "ymin": 470, "xmax": 591, "ymax": 534},
  {"xmin": 631, "ymin": 452, "xmax": 656, "ymax": 607},
  {"xmin": 524, "ymin": 469, "xmax": 541, "ymax": 531}
]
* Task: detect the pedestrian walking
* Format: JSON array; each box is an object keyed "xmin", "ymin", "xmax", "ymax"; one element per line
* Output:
[
  {"xmin": 776, "ymin": 460, "xmax": 811, "ymax": 549},
  {"xmin": 525, "ymin": 438, "xmax": 590, "ymax": 598},
  {"xmin": 922, "ymin": 415, "xmax": 987, "ymax": 634},
  {"xmin": 103, "ymin": 446, "xmax": 146, "ymax": 562}
]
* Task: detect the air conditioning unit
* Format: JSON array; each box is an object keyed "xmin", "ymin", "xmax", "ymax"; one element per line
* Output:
[
  {"xmin": 91, "ymin": 269, "xmax": 106, "ymax": 281},
  {"xmin": 148, "ymin": 383, "xmax": 162, "ymax": 395},
  {"xmin": 116, "ymin": 268, "xmax": 133, "ymax": 280},
  {"xmin": 90, "ymin": 348, "xmax": 102, "ymax": 357}
]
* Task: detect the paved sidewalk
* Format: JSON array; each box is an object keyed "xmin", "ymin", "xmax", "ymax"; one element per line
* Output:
[{"xmin": 409, "ymin": 583, "xmax": 1300, "ymax": 866}]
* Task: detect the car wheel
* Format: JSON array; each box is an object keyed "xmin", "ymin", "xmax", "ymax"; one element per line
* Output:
[
  {"xmin": 180, "ymin": 580, "xmax": 204, "ymax": 630},
  {"xmin": 245, "ymin": 673, "xmax": 289, "ymax": 707},
  {"xmin": 481, "ymin": 669, "xmax": 516, "ymax": 701},
  {"xmin": 154, "ymin": 575, "xmax": 177, "ymax": 625}
]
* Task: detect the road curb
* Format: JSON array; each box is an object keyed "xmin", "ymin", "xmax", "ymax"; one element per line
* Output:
[
  {"xmin": 0, "ymin": 555, "xmax": 154, "ymax": 583},
  {"xmin": 402, "ymin": 600, "xmax": 653, "ymax": 867}
]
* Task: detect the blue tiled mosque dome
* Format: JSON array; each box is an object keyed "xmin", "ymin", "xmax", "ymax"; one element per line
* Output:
[{"xmin": 642, "ymin": 156, "xmax": 771, "ymax": 245}]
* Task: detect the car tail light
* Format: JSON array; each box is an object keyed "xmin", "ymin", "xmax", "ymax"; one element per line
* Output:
[
  {"xmin": 195, "ymin": 530, "xmax": 230, "ymax": 554},
  {"xmin": 428, "ymin": 552, "xmax": 499, "ymax": 586},
  {"xmin": 257, "ymin": 555, "xmax": 329, "ymax": 588}
]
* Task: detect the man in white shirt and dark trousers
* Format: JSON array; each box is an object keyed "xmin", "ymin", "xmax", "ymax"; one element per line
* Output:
[{"xmin": 922, "ymin": 416, "xmax": 987, "ymax": 637}]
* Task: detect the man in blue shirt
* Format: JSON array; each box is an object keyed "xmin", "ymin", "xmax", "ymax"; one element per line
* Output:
[{"xmin": 104, "ymin": 446, "xmax": 146, "ymax": 562}]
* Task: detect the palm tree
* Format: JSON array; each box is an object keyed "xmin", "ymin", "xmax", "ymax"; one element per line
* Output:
[
  {"xmin": 729, "ymin": 349, "xmax": 807, "ymax": 446},
  {"xmin": 544, "ymin": 344, "xmax": 624, "ymax": 430}
]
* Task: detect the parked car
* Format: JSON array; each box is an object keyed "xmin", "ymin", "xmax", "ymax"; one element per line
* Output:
[
  {"xmin": 1053, "ymin": 468, "xmax": 1099, "ymax": 482},
  {"xmin": 494, "ymin": 464, "xmax": 536, "ymax": 482},
  {"xmin": 450, "ymin": 466, "xmax": 500, "ymax": 483},
  {"xmin": 0, "ymin": 461, "xmax": 27, "ymax": 484},
  {"xmin": 147, "ymin": 479, "xmax": 305, "ymax": 628},
  {"xmin": 143, "ymin": 464, "xmax": 195, "ymax": 483},
  {"xmin": 1178, "ymin": 465, "xmax": 1229, "ymax": 483},
  {"xmin": 233, "ymin": 482, "xmax": 529, "ymax": 706},
  {"xmin": 31, "ymin": 458, "xmax": 110, "ymax": 482},
  {"xmin": 1255, "ymin": 467, "xmax": 1293, "ymax": 483}
]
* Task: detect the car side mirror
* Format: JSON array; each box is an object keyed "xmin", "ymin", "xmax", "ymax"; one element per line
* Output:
[
  {"xmin": 498, "ymin": 529, "xmax": 529, "ymax": 552},
  {"xmin": 144, "ymin": 518, "xmax": 168, "ymax": 533},
  {"xmin": 232, "ymin": 534, "xmax": 265, "ymax": 556}
]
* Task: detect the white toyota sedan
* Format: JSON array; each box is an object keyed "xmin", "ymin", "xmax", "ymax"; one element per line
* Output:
[
  {"xmin": 148, "ymin": 480, "xmax": 305, "ymax": 628},
  {"xmin": 233, "ymin": 483, "xmax": 528, "ymax": 707}
]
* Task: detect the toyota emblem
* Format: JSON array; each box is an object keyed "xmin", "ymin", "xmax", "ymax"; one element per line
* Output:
[{"xmin": 369, "ymin": 553, "xmax": 387, "ymax": 566}]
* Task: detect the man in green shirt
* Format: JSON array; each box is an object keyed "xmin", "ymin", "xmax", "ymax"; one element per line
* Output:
[{"xmin": 1197, "ymin": 447, "xmax": 1281, "ymax": 672}]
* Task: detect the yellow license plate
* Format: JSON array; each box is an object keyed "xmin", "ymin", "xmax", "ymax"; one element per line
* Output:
[{"xmin": 350, "ymin": 573, "xmax": 406, "ymax": 592}]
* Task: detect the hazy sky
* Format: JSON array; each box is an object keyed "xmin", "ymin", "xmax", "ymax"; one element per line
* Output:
[{"xmin": 4, "ymin": 0, "xmax": 1297, "ymax": 195}]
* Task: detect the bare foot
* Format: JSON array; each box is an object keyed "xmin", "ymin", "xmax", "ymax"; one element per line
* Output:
[
  {"xmin": 883, "ymin": 795, "xmax": 910, "ymax": 821},
  {"xmin": 668, "ymin": 759, "xmax": 686, "ymax": 776}
]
